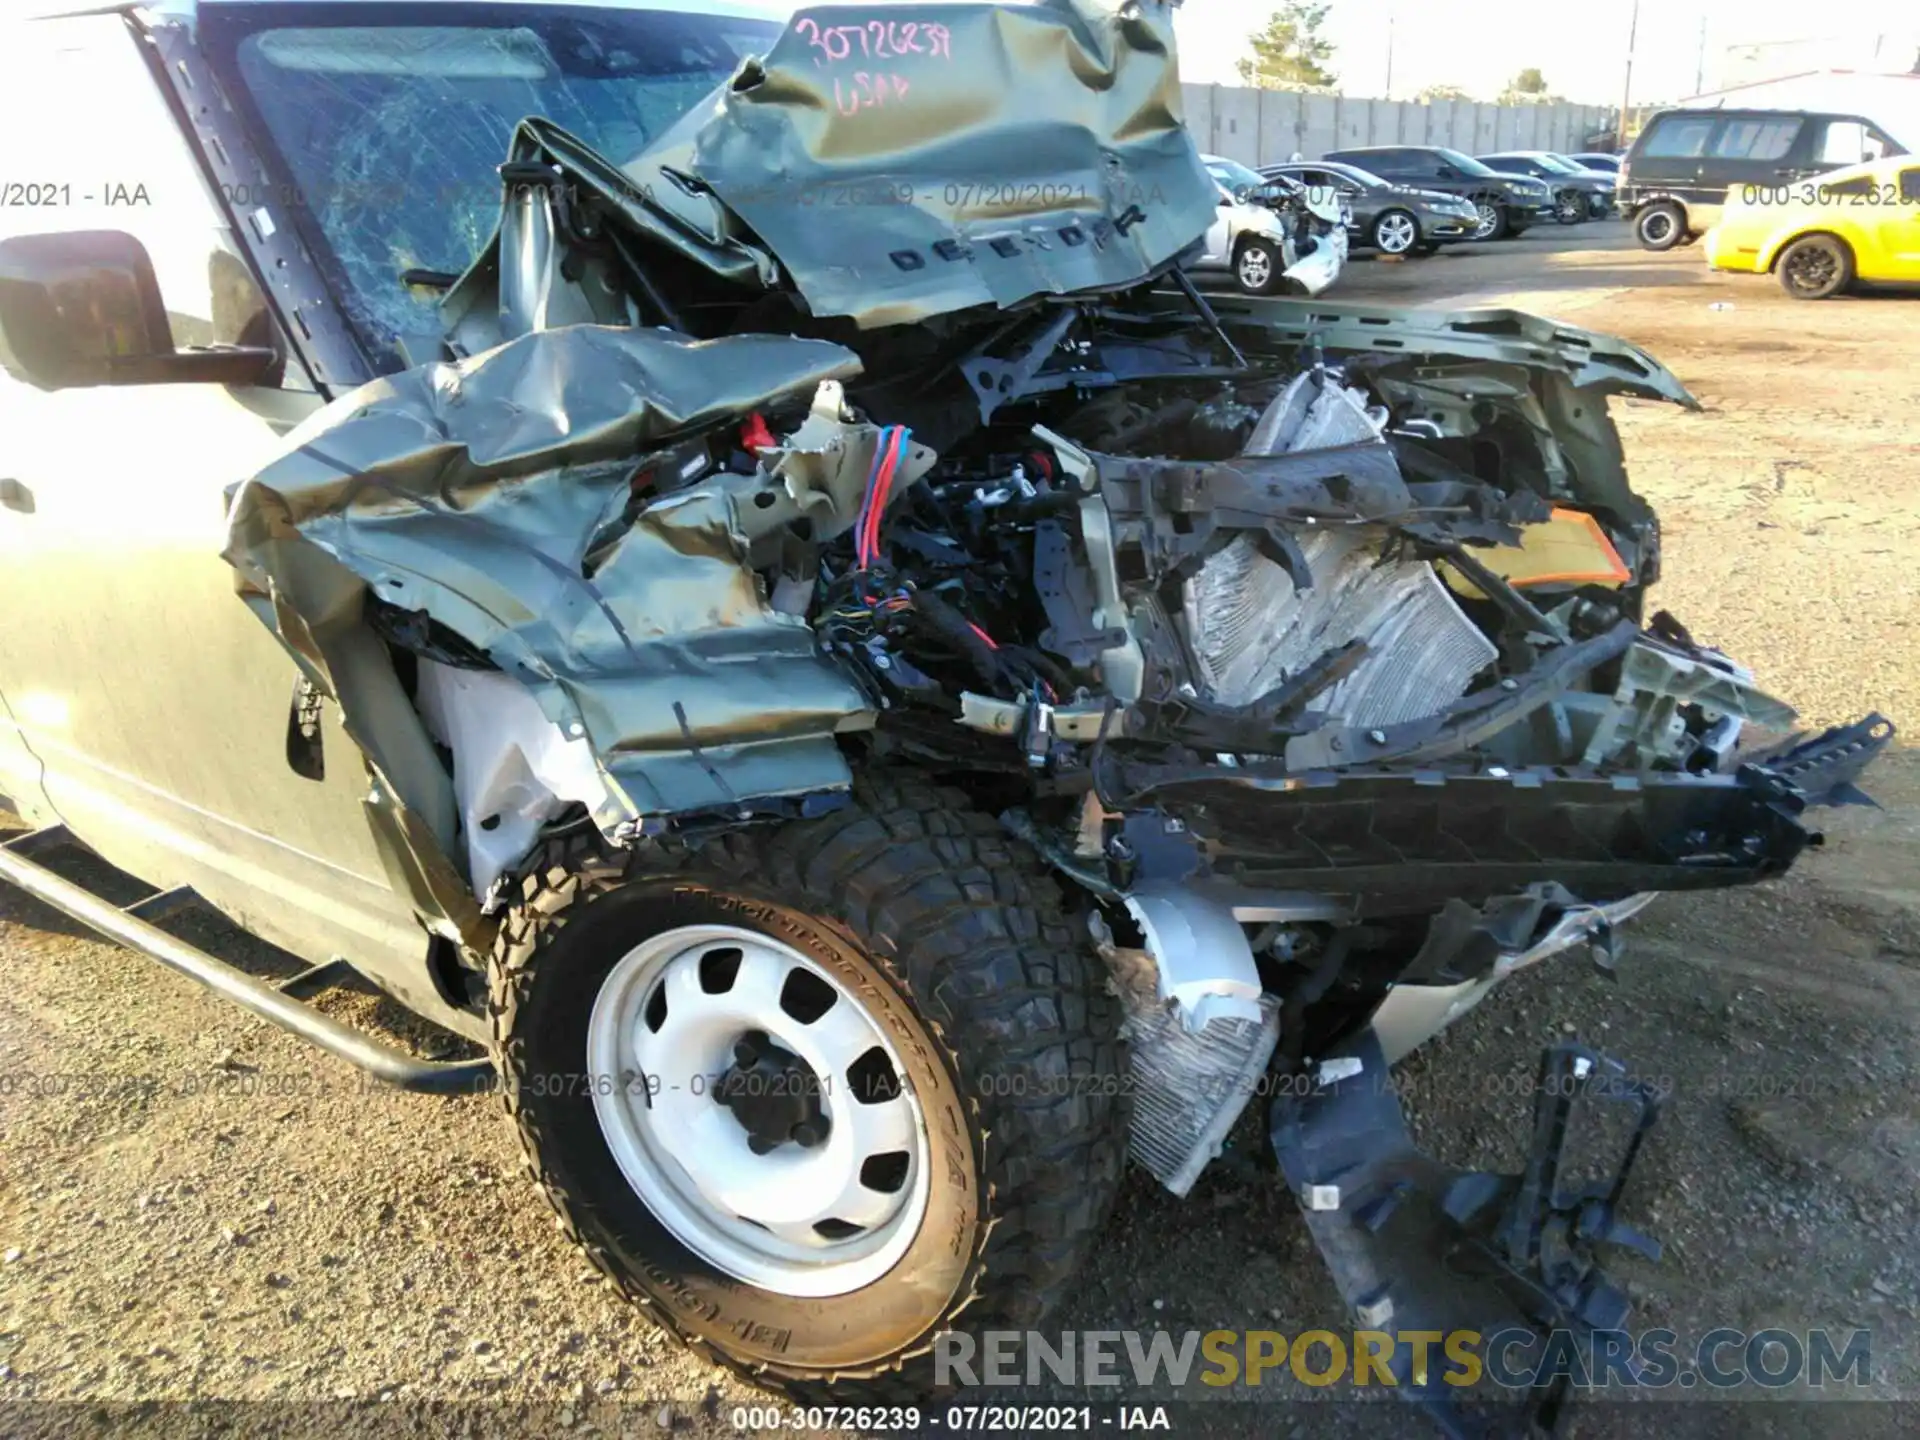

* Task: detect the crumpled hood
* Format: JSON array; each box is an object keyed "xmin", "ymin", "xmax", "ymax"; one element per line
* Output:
[{"xmin": 453, "ymin": 0, "xmax": 1217, "ymax": 332}]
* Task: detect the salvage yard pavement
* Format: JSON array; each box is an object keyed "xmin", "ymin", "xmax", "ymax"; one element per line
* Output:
[{"xmin": 2, "ymin": 226, "xmax": 1916, "ymax": 1438}]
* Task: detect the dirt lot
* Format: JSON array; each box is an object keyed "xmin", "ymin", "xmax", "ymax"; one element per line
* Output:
[{"xmin": 2, "ymin": 225, "xmax": 1916, "ymax": 1439}]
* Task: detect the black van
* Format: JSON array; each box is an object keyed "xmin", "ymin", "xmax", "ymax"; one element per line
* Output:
[{"xmin": 1620, "ymin": 107, "xmax": 1907, "ymax": 249}]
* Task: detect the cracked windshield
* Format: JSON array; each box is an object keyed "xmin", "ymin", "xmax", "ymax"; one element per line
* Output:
[{"xmin": 210, "ymin": 4, "xmax": 780, "ymax": 365}]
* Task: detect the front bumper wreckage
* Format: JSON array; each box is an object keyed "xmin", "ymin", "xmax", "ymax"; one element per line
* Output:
[{"xmin": 1273, "ymin": 711, "xmax": 1889, "ymax": 1433}]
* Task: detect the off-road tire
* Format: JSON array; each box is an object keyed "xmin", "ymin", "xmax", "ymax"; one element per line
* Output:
[{"xmin": 488, "ymin": 770, "xmax": 1127, "ymax": 1402}]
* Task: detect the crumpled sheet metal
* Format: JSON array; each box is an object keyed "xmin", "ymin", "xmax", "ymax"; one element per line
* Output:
[
  {"xmin": 1211, "ymin": 294, "xmax": 1701, "ymax": 411},
  {"xmin": 226, "ymin": 325, "xmax": 879, "ymax": 927},
  {"xmin": 613, "ymin": 0, "xmax": 1218, "ymax": 329}
]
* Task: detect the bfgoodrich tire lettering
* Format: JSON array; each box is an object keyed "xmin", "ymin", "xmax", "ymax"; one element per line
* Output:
[{"xmin": 488, "ymin": 771, "xmax": 1125, "ymax": 1399}]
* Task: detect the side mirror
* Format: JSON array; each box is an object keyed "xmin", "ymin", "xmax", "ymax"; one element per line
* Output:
[
  {"xmin": 1435, "ymin": 165, "xmax": 1459, "ymax": 179},
  {"xmin": 0, "ymin": 231, "xmax": 275, "ymax": 390}
]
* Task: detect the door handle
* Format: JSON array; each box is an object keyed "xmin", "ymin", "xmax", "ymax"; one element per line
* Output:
[{"xmin": 0, "ymin": 478, "xmax": 33, "ymax": 514}]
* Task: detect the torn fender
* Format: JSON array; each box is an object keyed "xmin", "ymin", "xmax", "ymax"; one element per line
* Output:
[{"xmin": 224, "ymin": 325, "xmax": 889, "ymax": 938}]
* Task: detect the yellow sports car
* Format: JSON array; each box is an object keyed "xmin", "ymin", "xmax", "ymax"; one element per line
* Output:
[{"xmin": 1704, "ymin": 155, "xmax": 1920, "ymax": 298}]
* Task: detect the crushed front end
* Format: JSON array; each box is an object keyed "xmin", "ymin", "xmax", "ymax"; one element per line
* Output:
[{"xmin": 211, "ymin": 0, "xmax": 1891, "ymax": 1427}]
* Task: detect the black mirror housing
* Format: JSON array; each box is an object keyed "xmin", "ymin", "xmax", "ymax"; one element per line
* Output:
[{"xmin": 0, "ymin": 230, "xmax": 274, "ymax": 390}]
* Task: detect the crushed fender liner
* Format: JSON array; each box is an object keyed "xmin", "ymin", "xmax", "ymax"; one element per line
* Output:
[{"xmin": 223, "ymin": 326, "xmax": 906, "ymax": 939}]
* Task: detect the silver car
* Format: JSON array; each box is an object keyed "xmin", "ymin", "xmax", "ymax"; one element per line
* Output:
[{"xmin": 1198, "ymin": 155, "xmax": 1349, "ymax": 294}]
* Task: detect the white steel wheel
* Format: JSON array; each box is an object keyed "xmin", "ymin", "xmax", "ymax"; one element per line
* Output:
[
  {"xmin": 586, "ymin": 923, "xmax": 929, "ymax": 1298},
  {"xmin": 489, "ymin": 772, "xmax": 1127, "ymax": 1392}
]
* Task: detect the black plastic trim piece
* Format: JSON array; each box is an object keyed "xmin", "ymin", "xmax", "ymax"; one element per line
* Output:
[{"xmin": 135, "ymin": 15, "xmax": 376, "ymax": 398}]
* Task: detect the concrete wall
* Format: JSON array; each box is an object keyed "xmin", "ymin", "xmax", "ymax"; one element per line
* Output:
[{"xmin": 1182, "ymin": 85, "xmax": 1613, "ymax": 166}]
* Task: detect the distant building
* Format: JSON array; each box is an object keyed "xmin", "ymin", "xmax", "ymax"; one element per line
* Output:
[
  {"xmin": 1677, "ymin": 68, "xmax": 1920, "ymax": 149},
  {"xmin": 1715, "ymin": 33, "xmax": 1920, "ymax": 89}
]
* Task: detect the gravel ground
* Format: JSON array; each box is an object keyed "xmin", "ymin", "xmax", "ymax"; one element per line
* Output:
[{"xmin": 2, "ymin": 226, "xmax": 1915, "ymax": 1440}]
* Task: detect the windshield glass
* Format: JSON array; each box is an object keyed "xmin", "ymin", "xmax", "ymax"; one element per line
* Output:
[
  {"xmin": 1206, "ymin": 158, "xmax": 1269, "ymax": 193},
  {"xmin": 1322, "ymin": 162, "xmax": 1387, "ymax": 189},
  {"xmin": 1534, "ymin": 153, "xmax": 1584, "ymax": 174},
  {"xmin": 202, "ymin": 3, "xmax": 783, "ymax": 369},
  {"xmin": 1435, "ymin": 148, "xmax": 1498, "ymax": 177}
]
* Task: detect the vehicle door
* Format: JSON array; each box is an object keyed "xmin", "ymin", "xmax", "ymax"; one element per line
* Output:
[
  {"xmin": 1703, "ymin": 114, "xmax": 1809, "ymax": 197},
  {"xmin": 1373, "ymin": 149, "xmax": 1426, "ymax": 185},
  {"xmin": 1201, "ymin": 183, "xmax": 1236, "ymax": 263},
  {"xmin": 1799, "ymin": 117, "xmax": 1905, "ymax": 180},
  {"xmin": 1627, "ymin": 112, "xmax": 1718, "ymax": 201},
  {"xmin": 1876, "ymin": 164, "xmax": 1920, "ymax": 277},
  {"xmin": 0, "ymin": 689, "xmax": 55, "ymax": 828},
  {"xmin": 1365, "ymin": 150, "xmax": 1425, "ymax": 200},
  {"xmin": 0, "ymin": 15, "xmax": 433, "ymax": 984}
]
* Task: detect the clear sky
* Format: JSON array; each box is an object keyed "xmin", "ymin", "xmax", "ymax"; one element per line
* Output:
[{"xmin": 1172, "ymin": 1, "xmax": 1920, "ymax": 105}]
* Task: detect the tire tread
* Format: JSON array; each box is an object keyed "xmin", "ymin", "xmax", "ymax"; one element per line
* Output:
[{"xmin": 488, "ymin": 770, "xmax": 1126, "ymax": 1403}]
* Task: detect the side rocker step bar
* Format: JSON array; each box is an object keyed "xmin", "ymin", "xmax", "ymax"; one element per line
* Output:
[{"xmin": 0, "ymin": 827, "xmax": 493, "ymax": 1095}]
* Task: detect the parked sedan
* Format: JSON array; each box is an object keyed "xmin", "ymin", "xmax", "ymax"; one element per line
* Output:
[
  {"xmin": 1477, "ymin": 151, "xmax": 1617, "ymax": 222},
  {"xmin": 1704, "ymin": 155, "xmax": 1920, "ymax": 298},
  {"xmin": 1263, "ymin": 159, "xmax": 1481, "ymax": 255},
  {"xmin": 1568, "ymin": 152, "xmax": 1623, "ymax": 175},
  {"xmin": 1323, "ymin": 146, "xmax": 1556, "ymax": 239}
]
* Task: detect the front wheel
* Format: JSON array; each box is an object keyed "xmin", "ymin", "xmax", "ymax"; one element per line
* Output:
[
  {"xmin": 1554, "ymin": 191, "xmax": 1586, "ymax": 225},
  {"xmin": 1371, "ymin": 208, "xmax": 1420, "ymax": 255},
  {"xmin": 488, "ymin": 772, "xmax": 1126, "ymax": 1400},
  {"xmin": 1234, "ymin": 236, "xmax": 1287, "ymax": 294},
  {"xmin": 1471, "ymin": 200, "xmax": 1509, "ymax": 241},
  {"xmin": 1776, "ymin": 234, "xmax": 1854, "ymax": 300},
  {"xmin": 1635, "ymin": 201, "xmax": 1686, "ymax": 250}
]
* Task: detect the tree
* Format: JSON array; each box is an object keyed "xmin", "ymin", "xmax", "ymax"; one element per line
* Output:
[
  {"xmin": 1237, "ymin": 4, "xmax": 1338, "ymax": 91},
  {"xmin": 1416, "ymin": 84, "xmax": 1473, "ymax": 103},
  {"xmin": 1499, "ymin": 68, "xmax": 1562, "ymax": 104}
]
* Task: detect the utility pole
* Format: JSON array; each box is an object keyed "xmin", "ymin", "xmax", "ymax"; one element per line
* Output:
[
  {"xmin": 1695, "ymin": 15, "xmax": 1708, "ymax": 96},
  {"xmin": 1384, "ymin": 11, "xmax": 1396, "ymax": 100},
  {"xmin": 1619, "ymin": 0, "xmax": 1641, "ymax": 147}
]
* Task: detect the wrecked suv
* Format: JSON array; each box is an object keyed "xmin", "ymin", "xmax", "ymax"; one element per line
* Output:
[{"xmin": 0, "ymin": 0, "xmax": 1891, "ymax": 1421}]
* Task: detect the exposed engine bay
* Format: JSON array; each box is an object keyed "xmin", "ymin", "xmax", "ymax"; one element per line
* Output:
[{"xmin": 215, "ymin": 1, "xmax": 1891, "ymax": 1424}]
